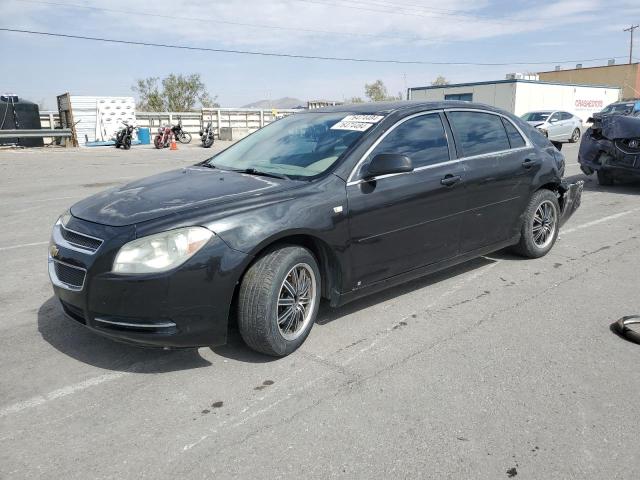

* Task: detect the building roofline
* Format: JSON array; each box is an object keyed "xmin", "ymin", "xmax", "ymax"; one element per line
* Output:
[
  {"xmin": 538, "ymin": 62, "xmax": 639, "ymax": 74},
  {"xmin": 408, "ymin": 78, "xmax": 620, "ymax": 92}
]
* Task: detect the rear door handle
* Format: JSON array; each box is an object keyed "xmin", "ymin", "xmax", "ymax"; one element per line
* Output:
[
  {"xmin": 441, "ymin": 174, "xmax": 461, "ymax": 186},
  {"xmin": 522, "ymin": 159, "xmax": 538, "ymax": 169}
]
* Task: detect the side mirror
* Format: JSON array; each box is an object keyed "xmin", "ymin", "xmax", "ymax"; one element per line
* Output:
[{"xmin": 363, "ymin": 153, "xmax": 413, "ymax": 179}]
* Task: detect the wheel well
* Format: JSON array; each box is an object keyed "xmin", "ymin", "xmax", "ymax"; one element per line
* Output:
[
  {"xmin": 537, "ymin": 182, "xmax": 564, "ymax": 209},
  {"xmin": 234, "ymin": 235, "xmax": 342, "ymax": 305}
]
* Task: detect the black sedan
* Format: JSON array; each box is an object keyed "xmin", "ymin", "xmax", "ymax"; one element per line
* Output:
[{"xmin": 49, "ymin": 101, "xmax": 583, "ymax": 356}]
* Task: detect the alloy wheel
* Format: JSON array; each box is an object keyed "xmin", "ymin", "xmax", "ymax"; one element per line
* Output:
[
  {"xmin": 532, "ymin": 200, "xmax": 557, "ymax": 248},
  {"xmin": 276, "ymin": 263, "xmax": 317, "ymax": 341}
]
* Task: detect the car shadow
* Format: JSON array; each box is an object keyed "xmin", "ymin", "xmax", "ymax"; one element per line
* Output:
[
  {"xmin": 315, "ymin": 256, "xmax": 496, "ymax": 326},
  {"xmin": 564, "ymin": 172, "xmax": 640, "ymax": 195},
  {"xmin": 37, "ymin": 297, "xmax": 212, "ymax": 373},
  {"xmin": 39, "ymin": 256, "xmax": 499, "ymax": 367}
]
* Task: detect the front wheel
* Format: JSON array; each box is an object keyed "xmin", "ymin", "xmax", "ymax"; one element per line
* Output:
[
  {"xmin": 512, "ymin": 189, "xmax": 560, "ymax": 259},
  {"xmin": 153, "ymin": 136, "xmax": 163, "ymax": 149},
  {"xmin": 123, "ymin": 136, "xmax": 131, "ymax": 150},
  {"xmin": 177, "ymin": 132, "xmax": 192, "ymax": 144},
  {"xmin": 238, "ymin": 246, "xmax": 321, "ymax": 357},
  {"xmin": 569, "ymin": 128, "xmax": 581, "ymax": 143},
  {"xmin": 202, "ymin": 135, "xmax": 214, "ymax": 148}
]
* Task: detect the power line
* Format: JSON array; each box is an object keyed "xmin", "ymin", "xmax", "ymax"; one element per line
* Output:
[{"xmin": 0, "ymin": 27, "xmax": 628, "ymax": 67}]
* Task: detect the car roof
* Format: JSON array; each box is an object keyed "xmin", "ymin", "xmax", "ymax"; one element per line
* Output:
[{"xmin": 304, "ymin": 100, "xmax": 506, "ymax": 115}]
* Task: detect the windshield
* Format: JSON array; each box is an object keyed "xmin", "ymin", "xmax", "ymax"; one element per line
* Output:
[
  {"xmin": 206, "ymin": 112, "xmax": 374, "ymax": 178},
  {"xmin": 521, "ymin": 112, "xmax": 552, "ymax": 122},
  {"xmin": 601, "ymin": 103, "xmax": 634, "ymax": 114}
]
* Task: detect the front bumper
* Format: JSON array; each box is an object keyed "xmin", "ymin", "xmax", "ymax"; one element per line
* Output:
[
  {"xmin": 559, "ymin": 180, "xmax": 583, "ymax": 227},
  {"xmin": 578, "ymin": 135, "xmax": 640, "ymax": 177},
  {"xmin": 49, "ymin": 217, "xmax": 248, "ymax": 348}
]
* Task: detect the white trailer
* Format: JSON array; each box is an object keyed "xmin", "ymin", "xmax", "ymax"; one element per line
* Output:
[{"xmin": 408, "ymin": 80, "xmax": 620, "ymax": 123}]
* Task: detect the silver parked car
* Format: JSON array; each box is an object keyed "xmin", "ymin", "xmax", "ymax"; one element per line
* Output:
[{"xmin": 521, "ymin": 111, "xmax": 583, "ymax": 143}]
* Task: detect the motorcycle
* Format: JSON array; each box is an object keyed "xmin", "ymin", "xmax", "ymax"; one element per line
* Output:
[
  {"xmin": 154, "ymin": 125, "xmax": 173, "ymax": 149},
  {"xmin": 171, "ymin": 118, "xmax": 192, "ymax": 144},
  {"xmin": 200, "ymin": 121, "xmax": 215, "ymax": 148},
  {"xmin": 114, "ymin": 122, "xmax": 136, "ymax": 150}
]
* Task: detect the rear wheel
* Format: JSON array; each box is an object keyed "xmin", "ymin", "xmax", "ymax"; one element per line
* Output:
[
  {"xmin": 569, "ymin": 128, "xmax": 581, "ymax": 143},
  {"xmin": 238, "ymin": 246, "xmax": 321, "ymax": 357},
  {"xmin": 512, "ymin": 189, "xmax": 560, "ymax": 259},
  {"xmin": 597, "ymin": 169, "xmax": 614, "ymax": 186}
]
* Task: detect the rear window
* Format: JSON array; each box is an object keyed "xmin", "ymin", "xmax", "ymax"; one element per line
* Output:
[
  {"xmin": 501, "ymin": 118, "xmax": 526, "ymax": 148},
  {"xmin": 447, "ymin": 111, "xmax": 510, "ymax": 157}
]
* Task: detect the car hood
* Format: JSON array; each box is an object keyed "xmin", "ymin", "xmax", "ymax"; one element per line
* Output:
[
  {"xmin": 71, "ymin": 167, "xmax": 294, "ymax": 227},
  {"xmin": 527, "ymin": 120, "xmax": 546, "ymax": 128}
]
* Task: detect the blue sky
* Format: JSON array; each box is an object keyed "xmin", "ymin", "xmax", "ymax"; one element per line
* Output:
[{"xmin": 1, "ymin": 0, "xmax": 639, "ymax": 109}]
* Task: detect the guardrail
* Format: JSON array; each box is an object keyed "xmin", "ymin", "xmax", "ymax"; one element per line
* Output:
[{"xmin": 0, "ymin": 129, "xmax": 72, "ymax": 139}]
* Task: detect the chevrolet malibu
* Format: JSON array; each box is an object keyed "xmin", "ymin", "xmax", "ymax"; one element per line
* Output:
[{"xmin": 49, "ymin": 101, "xmax": 583, "ymax": 356}]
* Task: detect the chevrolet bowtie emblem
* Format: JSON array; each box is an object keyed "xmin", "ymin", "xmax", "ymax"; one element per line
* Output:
[{"xmin": 50, "ymin": 244, "xmax": 59, "ymax": 258}]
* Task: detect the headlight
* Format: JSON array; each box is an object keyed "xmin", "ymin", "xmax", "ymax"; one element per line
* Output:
[
  {"xmin": 113, "ymin": 227, "xmax": 213, "ymax": 274},
  {"xmin": 56, "ymin": 210, "xmax": 71, "ymax": 227}
]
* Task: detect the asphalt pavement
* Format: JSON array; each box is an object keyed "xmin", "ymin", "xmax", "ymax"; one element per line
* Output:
[{"xmin": 1, "ymin": 141, "xmax": 639, "ymax": 479}]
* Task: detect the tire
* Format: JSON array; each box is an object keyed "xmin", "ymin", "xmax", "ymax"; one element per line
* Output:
[
  {"xmin": 597, "ymin": 169, "xmax": 614, "ymax": 186},
  {"xmin": 238, "ymin": 246, "xmax": 321, "ymax": 357},
  {"xmin": 178, "ymin": 132, "xmax": 192, "ymax": 144},
  {"xmin": 512, "ymin": 189, "xmax": 560, "ymax": 259},
  {"xmin": 123, "ymin": 137, "xmax": 131, "ymax": 150},
  {"xmin": 153, "ymin": 136, "xmax": 163, "ymax": 149},
  {"xmin": 202, "ymin": 135, "xmax": 214, "ymax": 148},
  {"xmin": 569, "ymin": 128, "xmax": 581, "ymax": 143}
]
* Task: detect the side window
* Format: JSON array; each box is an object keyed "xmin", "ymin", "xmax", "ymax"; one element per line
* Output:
[
  {"xmin": 549, "ymin": 112, "xmax": 561, "ymax": 122},
  {"xmin": 501, "ymin": 118, "xmax": 526, "ymax": 148},
  {"xmin": 366, "ymin": 114, "xmax": 449, "ymax": 170},
  {"xmin": 560, "ymin": 112, "xmax": 572, "ymax": 120},
  {"xmin": 447, "ymin": 111, "xmax": 510, "ymax": 157}
]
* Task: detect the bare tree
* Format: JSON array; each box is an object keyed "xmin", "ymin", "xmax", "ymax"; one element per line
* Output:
[{"xmin": 431, "ymin": 75, "xmax": 450, "ymax": 86}]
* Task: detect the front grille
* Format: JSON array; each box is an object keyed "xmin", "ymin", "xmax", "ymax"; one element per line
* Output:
[
  {"xmin": 60, "ymin": 225, "xmax": 103, "ymax": 253},
  {"xmin": 53, "ymin": 261, "xmax": 86, "ymax": 289}
]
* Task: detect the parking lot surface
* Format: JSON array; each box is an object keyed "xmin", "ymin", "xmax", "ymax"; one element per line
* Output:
[{"xmin": 1, "ymin": 142, "xmax": 639, "ymax": 479}]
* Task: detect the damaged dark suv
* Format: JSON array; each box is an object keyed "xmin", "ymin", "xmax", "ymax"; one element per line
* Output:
[{"xmin": 579, "ymin": 112, "xmax": 640, "ymax": 185}]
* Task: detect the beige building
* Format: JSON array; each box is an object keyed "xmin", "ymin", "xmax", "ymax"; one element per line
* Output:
[{"xmin": 539, "ymin": 63, "xmax": 639, "ymax": 100}]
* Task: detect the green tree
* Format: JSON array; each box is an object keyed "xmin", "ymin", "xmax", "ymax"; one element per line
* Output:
[
  {"xmin": 132, "ymin": 77, "xmax": 164, "ymax": 111},
  {"xmin": 364, "ymin": 80, "xmax": 402, "ymax": 102},
  {"xmin": 431, "ymin": 75, "xmax": 450, "ymax": 86},
  {"xmin": 132, "ymin": 73, "xmax": 219, "ymax": 111}
]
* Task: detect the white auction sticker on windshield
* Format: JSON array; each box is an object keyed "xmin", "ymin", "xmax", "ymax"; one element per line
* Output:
[
  {"xmin": 331, "ymin": 121, "xmax": 375, "ymax": 131},
  {"xmin": 341, "ymin": 115, "xmax": 385, "ymax": 123}
]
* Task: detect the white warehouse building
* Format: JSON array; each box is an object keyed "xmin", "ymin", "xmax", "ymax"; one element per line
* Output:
[{"xmin": 408, "ymin": 79, "xmax": 620, "ymax": 122}]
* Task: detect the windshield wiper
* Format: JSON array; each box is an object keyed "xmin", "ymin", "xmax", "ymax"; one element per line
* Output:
[{"xmin": 237, "ymin": 168, "xmax": 289, "ymax": 180}]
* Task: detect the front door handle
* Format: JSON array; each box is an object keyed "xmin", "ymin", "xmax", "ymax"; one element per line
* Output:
[
  {"xmin": 441, "ymin": 174, "xmax": 461, "ymax": 186},
  {"xmin": 522, "ymin": 159, "xmax": 537, "ymax": 169}
]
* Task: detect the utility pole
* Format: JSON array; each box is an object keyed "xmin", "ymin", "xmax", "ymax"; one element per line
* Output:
[{"xmin": 623, "ymin": 25, "xmax": 639, "ymax": 64}]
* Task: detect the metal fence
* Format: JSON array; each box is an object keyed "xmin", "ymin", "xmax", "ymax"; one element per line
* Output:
[{"xmin": 39, "ymin": 108, "xmax": 299, "ymax": 142}]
